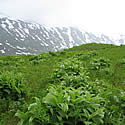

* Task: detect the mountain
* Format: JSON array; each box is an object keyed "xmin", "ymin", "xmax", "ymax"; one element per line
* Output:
[{"xmin": 0, "ymin": 15, "xmax": 123, "ymax": 56}]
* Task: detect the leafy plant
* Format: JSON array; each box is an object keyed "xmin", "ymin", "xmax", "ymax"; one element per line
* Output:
[
  {"xmin": 16, "ymin": 85, "xmax": 105, "ymax": 125},
  {"xmin": 49, "ymin": 51, "xmax": 57, "ymax": 56},
  {"xmin": 15, "ymin": 97, "xmax": 48, "ymax": 125},
  {"xmin": 1, "ymin": 43, "xmax": 125, "ymax": 124},
  {"xmin": 0, "ymin": 71, "xmax": 27, "ymax": 101},
  {"xmin": 89, "ymin": 57, "xmax": 110, "ymax": 70}
]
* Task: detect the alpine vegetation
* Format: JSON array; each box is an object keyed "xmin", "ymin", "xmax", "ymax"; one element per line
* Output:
[{"xmin": 0, "ymin": 43, "xmax": 125, "ymax": 124}]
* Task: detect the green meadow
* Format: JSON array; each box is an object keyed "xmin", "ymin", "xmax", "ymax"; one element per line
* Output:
[{"xmin": 0, "ymin": 43, "xmax": 125, "ymax": 125}]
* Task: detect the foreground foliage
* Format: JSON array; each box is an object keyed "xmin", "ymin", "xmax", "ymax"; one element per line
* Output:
[{"xmin": 0, "ymin": 43, "xmax": 125, "ymax": 124}]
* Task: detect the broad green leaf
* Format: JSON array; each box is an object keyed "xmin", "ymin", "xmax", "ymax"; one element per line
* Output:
[
  {"xmin": 58, "ymin": 103, "xmax": 68, "ymax": 113},
  {"xmin": 57, "ymin": 115, "xmax": 62, "ymax": 121},
  {"xmin": 43, "ymin": 94, "xmax": 57, "ymax": 106}
]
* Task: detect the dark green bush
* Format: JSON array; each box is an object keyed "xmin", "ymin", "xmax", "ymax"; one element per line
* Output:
[
  {"xmin": 0, "ymin": 71, "xmax": 27, "ymax": 101},
  {"xmin": 0, "ymin": 60, "xmax": 9, "ymax": 66},
  {"xmin": 15, "ymin": 52, "xmax": 125, "ymax": 125},
  {"xmin": 49, "ymin": 51, "xmax": 57, "ymax": 56},
  {"xmin": 89, "ymin": 57, "xmax": 110, "ymax": 70},
  {"xmin": 16, "ymin": 85, "xmax": 106, "ymax": 125}
]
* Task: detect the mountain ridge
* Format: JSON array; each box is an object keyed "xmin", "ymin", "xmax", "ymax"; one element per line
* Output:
[{"xmin": 0, "ymin": 15, "xmax": 124, "ymax": 56}]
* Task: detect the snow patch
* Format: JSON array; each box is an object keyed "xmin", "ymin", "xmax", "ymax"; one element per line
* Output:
[
  {"xmin": 20, "ymin": 39, "xmax": 25, "ymax": 41},
  {"xmin": 35, "ymin": 35, "xmax": 41, "ymax": 40},
  {"xmin": 18, "ymin": 23, "xmax": 23, "ymax": 29},
  {"xmin": 40, "ymin": 43, "xmax": 44, "ymax": 46},
  {"xmin": 43, "ymin": 29, "xmax": 50, "ymax": 37},
  {"xmin": 50, "ymin": 40, "xmax": 54, "ymax": 45},
  {"xmin": 0, "ymin": 50, "xmax": 5, "ymax": 54},
  {"xmin": 32, "ymin": 36, "xmax": 35, "ymax": 40},
  {"xmin": 35, "ymin": 24, "xmax": 40, "ymax": 29},
  {"xmin": 17, "ymin": 46, "xmax": 26, "ymax": 50},
  {"xmin": 28, "ymin": 24, "xmax": 35, "ymax": 29},
  {"xmin": 44, "ymin": 42, "xmax": 49, "ymax": 46},
  {"xmin": 15, "ymin": 38, "xmax": 19, "ymax": 41},
  {"xmin": 5, "ymin": 19, "xmax": 14, "ymax": 29},
  {"xmin": 16, "ymin": 52, "xmax": 31, "ymax": 55},
  {"xmin": 67, "ymin": 27, "xmax": 74, "ymax": 42},
  {"xmin": 6, "ymin": 43, "xmax": 16, "ymax": 48},
  {"xmin": 60, "ymin": 43, "xmax": 67, "ymax": 50},
  {"xmin": 24, "ymin": 28, "xmax": 29, "ymax": 34},
  {"xmin": 1, "ymin": 23, "xmax": 6, "ymax": 29},
  {"xmin": 15, "ymin": 29, "xmax": 25, "ymax": 38},
  {"xmin": 69, "ymin": 42, "xmax": 74, "ymax": 48},
  {"xmin": 52, "ymin": 27, "xmax": 64, "ymax": 41}
]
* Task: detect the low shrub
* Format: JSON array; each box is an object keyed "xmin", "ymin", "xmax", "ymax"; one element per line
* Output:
[
  {"xmin": 16, "ymin": 85, "xmax": 105, "ymax": 125},
  {"xmin": 49, "ymin": 51, "xmax": 57, "ymax": 56},
  {"xmin": 0, "ymin": 71, "xmax": 27, "ymax": 101}
]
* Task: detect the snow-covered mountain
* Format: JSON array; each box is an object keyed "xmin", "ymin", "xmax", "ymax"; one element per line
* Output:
[{"xmin": 0, "ymin": 15, "xmax": 123, "ymax": 56}]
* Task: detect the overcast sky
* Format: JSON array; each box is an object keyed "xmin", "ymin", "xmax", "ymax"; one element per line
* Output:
[{"xmin": 0, "ymin": 0, "xmax": 125, "ymax": 35}]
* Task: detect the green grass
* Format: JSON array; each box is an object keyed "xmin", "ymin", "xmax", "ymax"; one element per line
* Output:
[{"xmin": 0, "ymin": 43, "xmax": 125, "ymax": 124}]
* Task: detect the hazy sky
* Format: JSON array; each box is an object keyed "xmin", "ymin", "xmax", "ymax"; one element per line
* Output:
[{"xmin": 0, "ymin": 0, "xmax": 125, "ymax": 35}]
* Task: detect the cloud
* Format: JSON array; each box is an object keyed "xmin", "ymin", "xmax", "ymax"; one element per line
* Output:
[
  {"xmin": 0, "ymin": 0, "xmax": 70, "ymax": 24},
  {"xmin": 0, "ymin": 0, "xmax": 125, "ymax": 34}
]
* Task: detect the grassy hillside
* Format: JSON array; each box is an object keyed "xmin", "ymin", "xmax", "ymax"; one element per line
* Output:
[{"xmin": 0, "ymin": 43, "xmax": 125, "ymax": 124}]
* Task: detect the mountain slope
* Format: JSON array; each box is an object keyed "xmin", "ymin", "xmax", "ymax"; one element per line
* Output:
[
  {"xmin": 0, "ymin": 15, "xmax": 123, "ymax": 56},
  {"xmin": 1, "ymin": 43, "xmax": 125, "ymax": 124}
]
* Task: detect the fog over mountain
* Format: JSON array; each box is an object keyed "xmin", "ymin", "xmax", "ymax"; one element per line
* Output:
[{"xmin": 0, "ymin": 0, "xmax": 125, "ymax": 34}]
